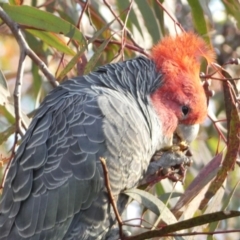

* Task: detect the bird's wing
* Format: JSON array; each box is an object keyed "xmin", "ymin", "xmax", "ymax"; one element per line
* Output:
[
  {"xmin": 0, "ymin": 80, "xmax": 152, "ymax": 240},
  {"xmin": 0, "ymin": 85, "xmax": 106, "ymax": 239}
]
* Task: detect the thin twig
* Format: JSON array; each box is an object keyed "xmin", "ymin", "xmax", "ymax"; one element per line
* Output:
[
  {"xmin": 36, "ymin": 0, "xmax": 55, "ymax": 8},
  {"xmin": 208, "ymin": 113, "xmax": 227, "ymax": 144},
  {"xmin": 123, "ymin": 218, "xmax": 153, "ymax": 229},
  {"xmin": 103, "ymin": 0, "xmax": 143, "ymax": 51},
  {"xmin": 162, "ymin": 229, "xmax": 240, "ymax": 237},
  {"xmin": 120, "ymin": 0, "xmax": 133, "ymax": 61},
  {"xmin": 0, "ymin": 6, "xmax": 58, "ymax": 88},
  {"xmin": 85, "ymin": 36, "xmax": 149, "ymax": 57},
  {"xmin": 205, "ymin": 76, "xmax": 240, "ymax": 81},
  {"xmin": 14, "ymin": 50, "xmax": 25, "ymax": 137},
  {"xmin": 99, "ymin": 157, "xmax": 123, "ymax": 239},
  {"xmin": 155, "ymin": 0, "xmax": 185, "ymax": 33},
  {"xmin": 0, "ymin": 133, "xmax": 18, "ymax": 190},
  {"xmin": 0, "ymin": 154, "xmax": 12, "ymax": 168},
  {"xmin": 125, "ymin": 228, "xmax": 240, "ymax": 240},
  {"xmin": 77, "ymin": 0, "xmax": 89, "ymax": 30},
  {"xmin": 55, "ymin": 0, "xmax": 89, "ymax": 78}
]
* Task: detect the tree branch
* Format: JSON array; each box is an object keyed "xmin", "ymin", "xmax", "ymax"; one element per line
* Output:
[
  {"xmin": 0, "ymin": 6, "xmax": 58, "ymax": 88},
  {"xmin": 13, "ymin": 50, "xmax": 25, "ymax": 137},
  {"xmin": 99, "ymin": 157, "xmax": 123, "ymax": 239}
]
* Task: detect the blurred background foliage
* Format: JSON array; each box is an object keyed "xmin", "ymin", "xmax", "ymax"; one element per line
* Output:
[{"xmin": 0, "ymin": 0, "xmax": 240, "ymax": 239}]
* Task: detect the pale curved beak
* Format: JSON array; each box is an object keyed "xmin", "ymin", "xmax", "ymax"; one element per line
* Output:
[{"xmin": 175, "ymin": 124, "xmax": 200, "ymax": 144}]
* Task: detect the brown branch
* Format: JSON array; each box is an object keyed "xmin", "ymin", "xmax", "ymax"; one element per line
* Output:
[
  {"xmin": 0, "ymin": 155, "xmax": 11, "ymax": 168},
  {"xmin": 0, "ymin": 133, "xmax": 18, "ymax": 190},
  {"xmin": 120, "ymin": 0, "xmax": 133, "ymax": 61},
  {"xmin": 55, "ymin": 0, "xmax": 89, "ymax": 78},
  {"xmin": 0, "ymin": 6, "xmax": 58, "ymax": 88},
  {"xmin": 85, "ymin": 1, "xmax": 97, "ymax": 32},
  {"xmin": 85, "ymin": 36, "xmax": 149, "ymax": 57},
  {"xmin": 162, "ymin": 229, "xmax": 240, "ymax": 237},
  {"xmin": 125, "ymin": 225, "xmax": 240, "ymax": 240},
  {"xmin": 77, "ymin": 0, "xmax": 89, "ymax": 30},
  {"xmin": 99, "ymin": 157, "xmax": 123, "ymax": 239},
  {"xmin": 208, "ymin": 114, "xmax": 227, "ymax": 144},
  {"xmin": 155, "ymin": 0, "xmax": 185, "ymax": 33},
  {"xmin": 103, "ymin": 0, "xmax": 144, "ymax": 53},
  {"xmin": 13, "ymin": 50, "xmax": 25, "ymax": 137},
  {"xmin": 36, "ymin": 0, "xmax": 55, "ymax": 8},
  {"xmin": 123, "ymin": 218, "xmax": 153, "ymax": 230},
  {"xmin": 206, "ymin": 76, "xmax": 240, "ymax": 81}
]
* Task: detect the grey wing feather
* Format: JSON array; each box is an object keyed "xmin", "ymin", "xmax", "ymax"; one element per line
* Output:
[
  {"xmin": 0, "ymin": 57, "xmax": 162, "ymax": 240},
  {"xmin": 0, "ymin": 86, "xmax": 106, "ymax": 239}
]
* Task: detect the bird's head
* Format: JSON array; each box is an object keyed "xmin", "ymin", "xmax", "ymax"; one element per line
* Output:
[{"xmin": 150, "ymin": 32, "xmax": 215, "ymax": 143}]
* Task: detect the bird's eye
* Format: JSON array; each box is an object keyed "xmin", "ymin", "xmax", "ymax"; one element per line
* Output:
[{"xmin": 182, "ymin": 105, "xmax": 189, "ymax": 116}]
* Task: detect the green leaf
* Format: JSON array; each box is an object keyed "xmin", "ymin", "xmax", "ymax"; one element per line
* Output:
[
  {"xmin": 0, "ymin": 103, "xmax": 15, "ymax": 124},
  {"xmin": 117, "ymin": 0, "xmax": 143, "ymax": 38},
  {"xmin": 56, "ymin": 9, "xmax": 75, "ymax": 25},
  {"xmin": 0, "ymin": 125, "xmax": 15, "ymax": 146},
  {"xmin": 159, "ymin": 192, "xmax": 182, "ymax": 204},
  {"xmin": 26, "ymin": 30, "xmax": 76, "ymax": 56},
  {"xmin": 135, "ymin": 1, "xmax": 161, "ymax": 43},
  {"xmin": 57, "ymin": 48, "xmax": 85, "ymax": 81},
  {"xmin": 152, "ymin": 0, "xmax": 164, "ymax": 38},
  {"xmin": 9, "ymin": 0, "xmax": 22, "ymax": 5},
  {"xmin": 1, "ymin": 3, "xmax": 86, "ymax": 45},
  {"xmin": 84, "ymin": 37, "xmax": 112, "ymax": 75},
  {"xmin": 57, "ymin": 18, "xmax": 116, "ymax": 80},
  {"xmin": 124, "ymin": 188, "xmax": 177, "ymax": 225},
  {"xmin": 187, "ymin": 0, "xmax": 211, "ymax": 45},
  {"xmin": 0, "ymin": 101, "xmax": 31, "ymax": 127},
  {"xmin": 173, "ymin": 153, "xmax": 222, "ymax": 216},
  {"xmin": 24, "ymin": 30, "xmax": 45, "ymax": 54},
  {"xmin": 31, "ymin": 63, "xmax": 43, "ymax": 108},
  {"xmin": 223, "ymin": 0, "xmax": 240, "ymax": 29},
  {"xmin": 0, "ymin": 68, "xmax": 9, "ymax": 106},
  {"xmin": 0, "ymin": 68, "xmax": 12, "ymax": 125},
  {"xmin": 207, "ymin": 180, "xmax": 240, "ymax": 240},
  {"xmin": 200, "ymin": 76, "xmax": 240, "ymax": 209}
]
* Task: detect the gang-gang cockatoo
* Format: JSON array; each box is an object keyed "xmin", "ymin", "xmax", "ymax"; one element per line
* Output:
[{"xmin": 0, "ymin": 32, "xmax": 214, "ymax": 240}]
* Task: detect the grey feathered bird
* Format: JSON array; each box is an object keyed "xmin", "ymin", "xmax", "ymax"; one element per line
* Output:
[{"xmin": 0, "ymin": 33, "xmax": 214, "ymax": 239}]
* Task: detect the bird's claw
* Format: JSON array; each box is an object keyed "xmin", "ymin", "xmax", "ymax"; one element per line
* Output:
[
  {"xmin": 141, "ymin": 137, "xmax": 193, "ymax": 187},
  {"xmin": 160, "ymin": 157, "xmax": 193, "ymax": 183}
]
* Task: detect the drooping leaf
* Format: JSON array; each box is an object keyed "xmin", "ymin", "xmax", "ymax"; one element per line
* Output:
[
  {"xmin": 199, "ymin": 77, "xmax": 240, "ymax": 210},
  {"xmin": 172, "ymin": 153, "xmax": 222, "ymax": 218},
  {"xmin": 199, "ymin": 0, "xmax": 214, "ymax": 26},
  {"xmin": 124, "ymin": 188, "xmax": 177, "ymax": 225},
  {"xmin": 0, "ymin": 103, "xmax": 15, "ymax": 124},
  {"xmin": 135, "ymin": 1, "xmax": 161, "ymax": 43},
  {"xmin": 0, "ymin": 101, "xmax": 30, "ymax": 127},
  {"xmin": 84, "ymin": 37, "xmax": 112, "ymax": 75},
  {"xmin": 9, "ymin": 0, "xmax": 23, "ymax": 5},
  {"xmin": 1, "ymin": 3, "xmax": 86, "ymax": 45},
  {"xmin": 57, "ymin": 18, "xmax": 116, "ymax": 81},
  {"xmin": 207, "ymin": 180, "xmax": 240, "ymax": 240},
  {"xmin": 187, "ymin": 0, "xmax": 211, "ymax": 45},
  {"xmin": 56, "ymin": 9, "xmax": 76, "ymax": 25},
  {"xmin": 152, "ymin": 0, "xmax": 164, "ymax": 38},
  {"xmin": 0, "ymin": 68, "xmax": 10, "ymax": 106},
  {"xmin": 0, "ymin": 125, "xmax": 15, "ymax": 146},
  {"xmin": 159, "ymin": 192, "xmax": 182, "ymax": 204},
  {"xmin": 24, "ymin": 31, "xmax": 45, "ymax": 56},
  {"xmin": 117, "ymin": 0, "xmax": 144, "ymax": 38},
  {"xmin": 223, "ymin": 0, "xmax": 240, "ymax": 29},
  {"xmin": 31, "ymin": 63, "xmax": 43, "ymax": 108},
  {"xmin": 26, "ymin": 30, "xmax": 76, "ymax": 56}
]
